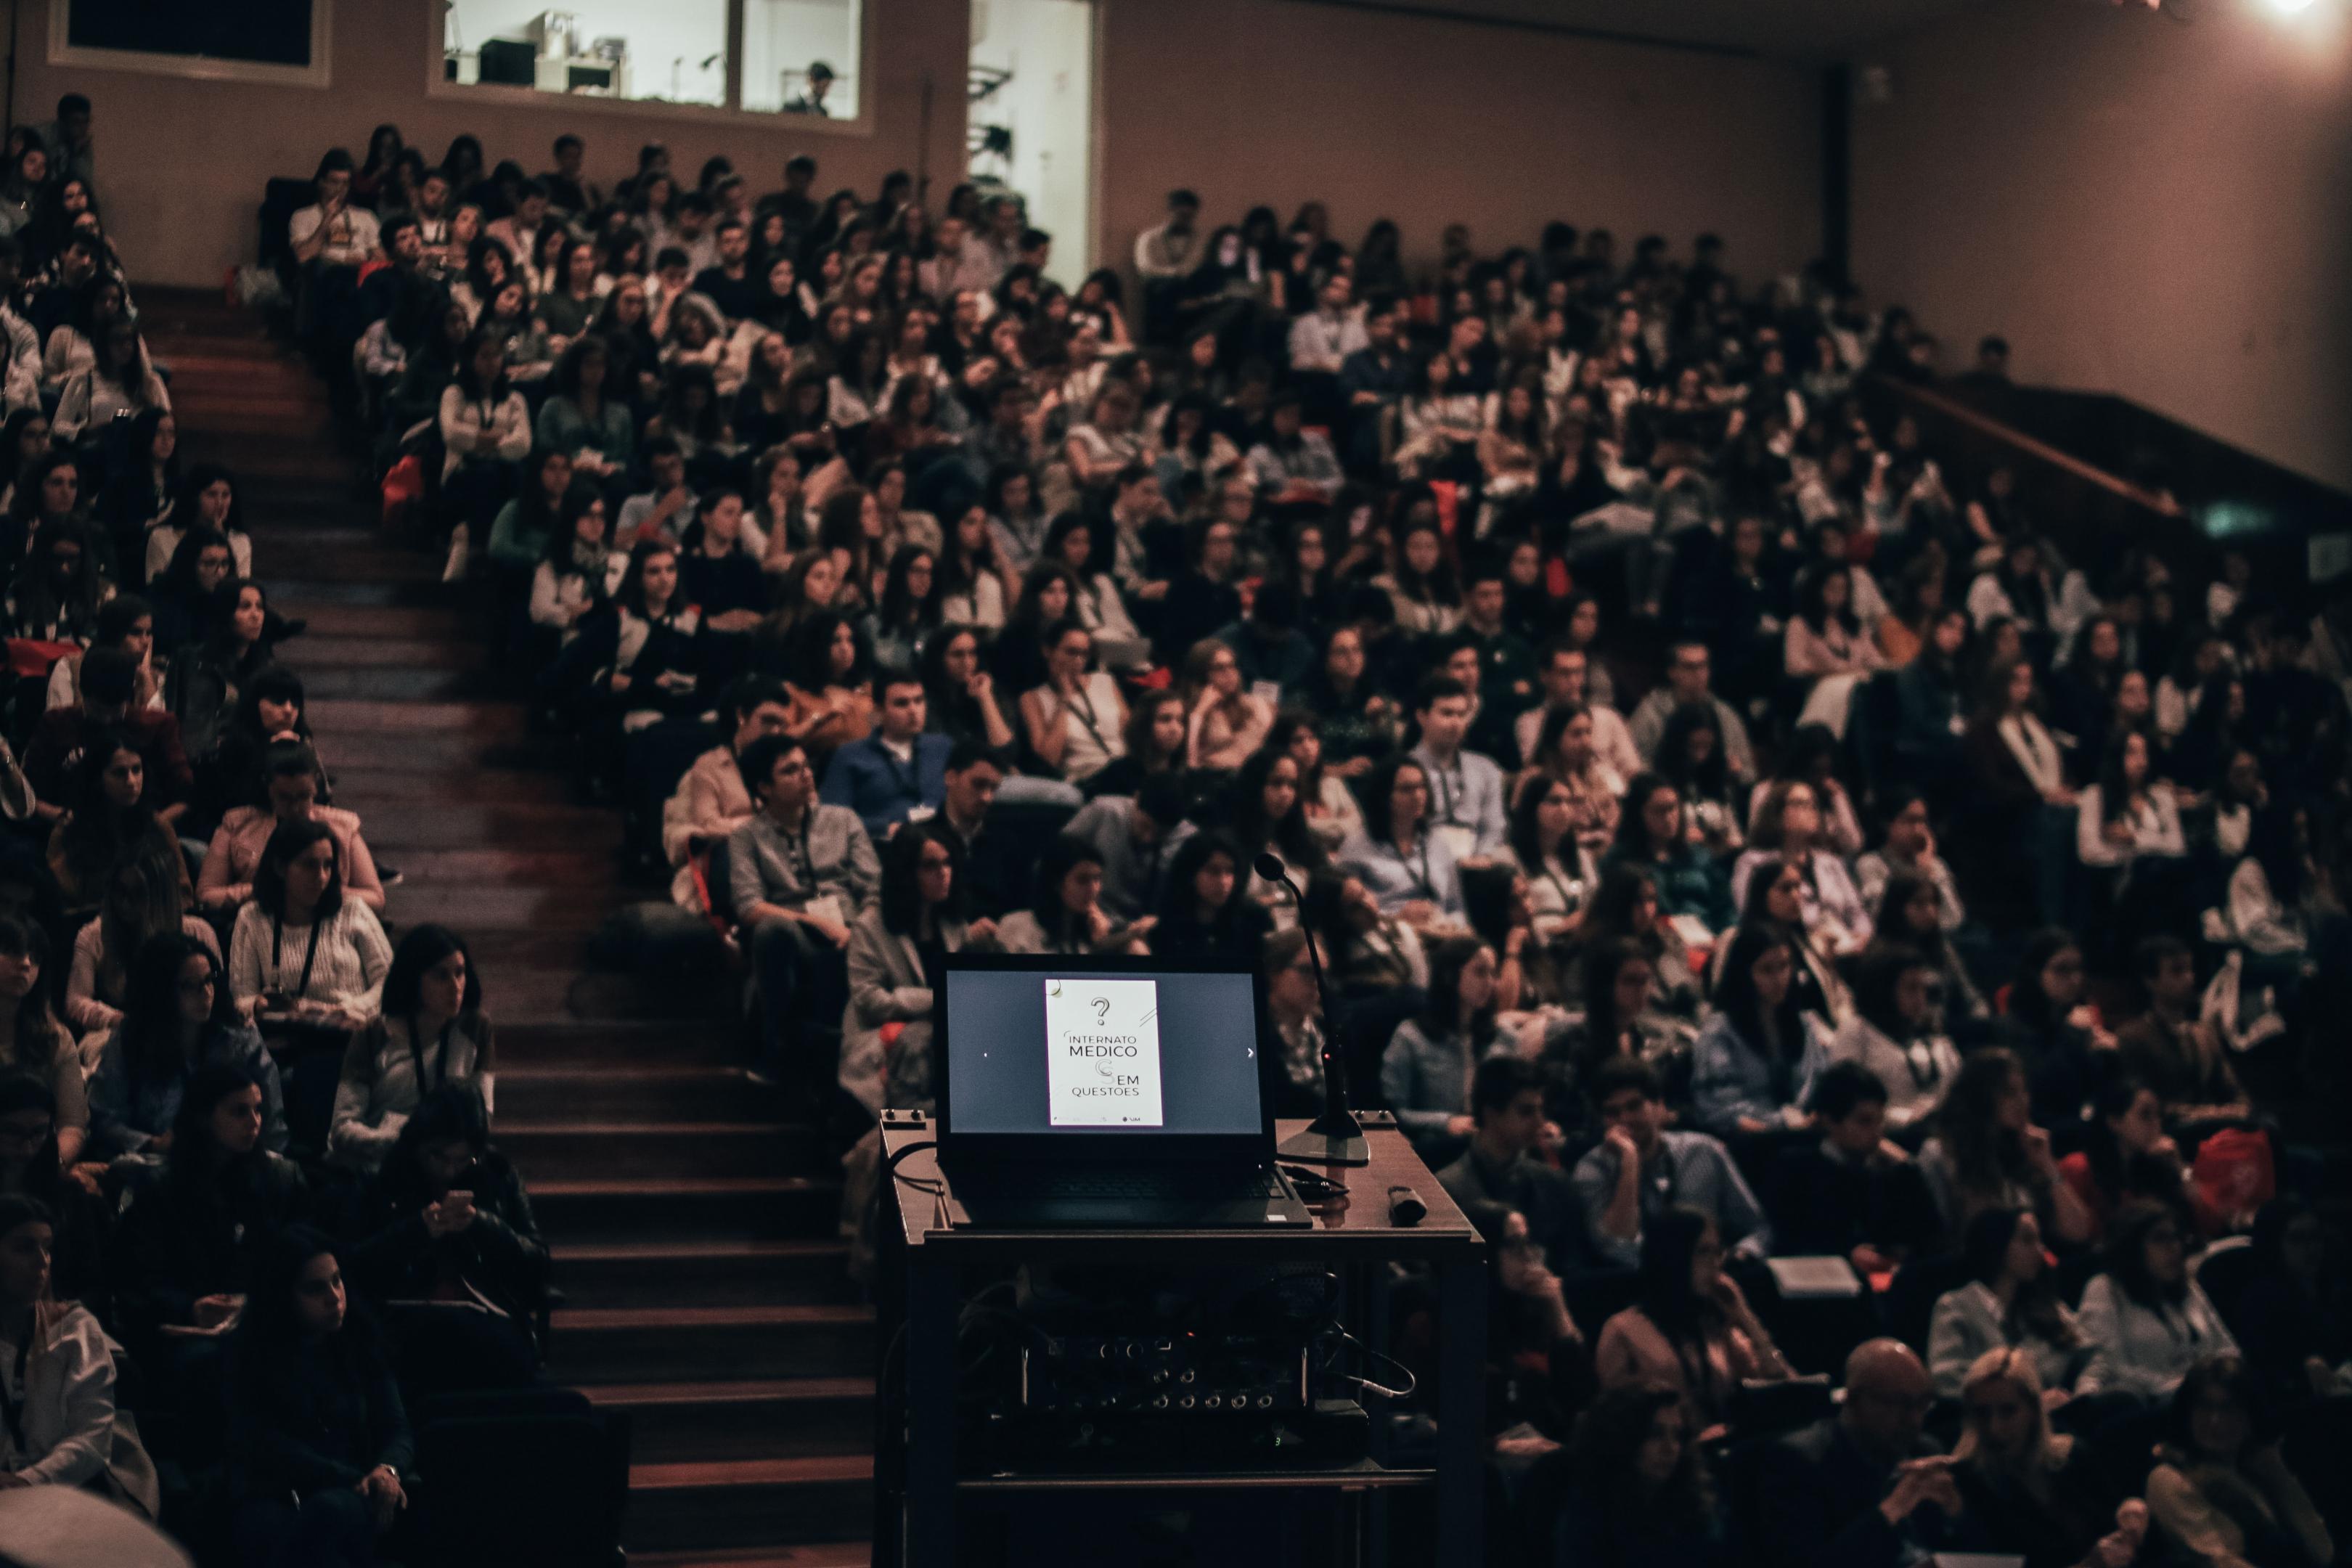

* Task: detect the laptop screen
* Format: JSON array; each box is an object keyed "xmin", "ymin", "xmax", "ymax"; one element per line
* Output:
[{"xmin": 942, "ymin": 965, "xmax": 1265, "ymax": 1138}]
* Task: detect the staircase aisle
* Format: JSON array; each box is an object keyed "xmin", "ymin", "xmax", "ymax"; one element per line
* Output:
[{"xmin": 140, "ymin": 288, "xmax": 876, "ymax": 1567}]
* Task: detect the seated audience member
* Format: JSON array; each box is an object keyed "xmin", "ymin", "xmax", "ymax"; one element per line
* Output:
[
  {"xmin": 1731, "ymin": 777, "xmax": 1872, "ymax": 959},
  {"xmin": 1595, "ymin": 1204, "xmax": 1792, "ymax": 1433},
  {"xmin": 227, "ymin": 1225, "xmax": 412, "ymax": 1568},
  {"xmin": 1690, "ymin": 920, "xmax": 1821, "ymax": 1139},
  {"xmin": 1338, "ymin": 751, "xmax": 1464, "ymax": 928},
  {"xmin": 923, "ymin": 739, "xmax": 1014, "ymax": 918},
  {"xmin": 728, "ymin": 735, "xmax": 881, "ymax": 1088},
  {"xmin": 1519, "ymin": 639, "xmax": 1641, "ymax": 781},
  {"xmin": 1873, "ymin": 868, "xmax": 1988, "ymax": 1029},
  {"xmin": 1076, "ymin": 689, "xmax": 1188, "ymax": 802},
  {"xmin": 88, "ymin": 935, "xmax": 285, "ymax": 1161},
  {"xmin": 2115, "ymin": 936, "xmax": 2250, "ymax": 1131},
  {"xmin": 1927, "ymin": 1208, "xmax": 2084, "ymax": 1400},
  {"xmin": 1630, "ymin": 640, "xmax": 1757, "ymax": 787},
  {"xmin": 820, "ymin": 669, "xmax": 952, "ymax": 838},
  {"xmin": 1852, "ymin": 789, "xmax": 1966, "ymax": 934},
  {"xmin": 528, "ymin": 486, "xmax": 621, "ymax": 645},
  {"xmin": 777, "ymin": 611, "xmax": 875, "ymax": 774},
  {"xmin": 2057, "ymin": 1077, "xmax": 2209, "ymax": 1245},
  {"xmin": 2006, "ymin": 928, "xmax": 2115, "ymax": 1127},
  {"xmin": 25, "ymin": 645, "xmax": 192, "ymax": 829},
  {"xmin": 1151, "ymin": 830, "xmax": 1271, "ymax": 965},
  {"xmin": 1773, "ymin": 1061, "xmax": 1943, "ymax": 1273},
  {"xmin": 45, "ymin": 730, "xmax": 189, "ymax": 929},
  {"xmin": 1408, "ymin": 674, "xmax": 1508, "ymax": 857},
  {"xmin": 1747, "ymin": 724, "xmax": 1868, "ymax": 858},
  {"xmin": 1180, "ymin": 637, "xmax": 1274, "ymax": 772},
  {"xmin": 1225, "ymin": 741, "xmax": 1330, "ymax": 910},
  {"xmin": 2075, "ymin": 1201, "xmax": 2237, "ymax": 1403},
  {"xmin": 0, "ymin": 915, "xmax": 85, "ymax": 1166},
  {"xmin": 660, "ymin": 678, "xmax": 792, "ymax": 891},
  {"xmin": 2229, "ymin": 1200, "xmax": 2350, "ymax": 1408},
  {"xmin": 995, "ymin": 833, "xmax": 1148, "ymax": 956},
  {"xmin": 1608, "ymin": 774, "xmax": 1734, "ymax": 936},
  {"xmin": 1657, "ymin": 700, "xmax": 1751, "ymax": 858},
  {"xmin": 228, "ymin": 820, "xmax": 393, "ymax": 1032},
  {"xmin": 2075, "ymin": 729, "xmax": 2185, "ymax": 875},
  {"xmin": 1438, "ymin": 1055, "xmax": 1584, "ymax": 1270},
  {"xmin": 0, "ymin": 1076, "xmax": 109, "ymax": 1310},
  {"xmin": 200, "ymin": 738, "xmax": 388, "ymax": 915},
  {"xmin": 1574, "ymin": 1059, "xmax": 1771, "ymax": 1270},
  {"xmin": 1828, "ymin": 942, "xmax": 1963, "ymax": 1132},
  {"xmin": 0, "ymin": 1193, "xmax": 157, "ymax": 1508},
  {"xmin": 2144, "ymin": 1355, "xmax": 2333, "ymax": 1568},
  {"xmin": 1948, "ymin": 1347, "xmax": 2151, "ymax": 1568},
  {"xmin": 328, "ymin": 926, "xmax": 492, "ymax": 1174},
  {"xmin": 1917, "ymin": 1048, "xmax": 2095, "ymax": 1246},
  {"xmin": 66, "ymin": 847, "xmax": 217, "ymax": 1047},
  {"xmin": 1753, "ymin": 1339, "xmax": 1959, "ymax": 1568},
  {"xmin": 838, "ymin": 822, "xmax": 998, "ymax": 1116},
  {"xmin": 1381, "ymin": 935, "xmax": 1508, "ymax": 1159},
  {"xmin": 1506, "ymin": 773, "xmax": 1596, "ymax": 944},
  {"xmin": 350, "ymin": 1084, "xmax": 544, "ymax": 1395},
  {"xmin": 1551, "ymin": 1381, "xmax": 1727, "ymax": 1568},
  {"xmin": 1019, "ymin": 620, "xmax": 1128, "ymax": 785},
  {"xmin": 1523, "ymin": 701, "xmax": 1622, "ymax": 855},
  {"xmin": 112, "ymin": 1064, "xmax": 306, "ymax": 1363},
  {"xmin": 1261, "ymin": 928, "xmax": 1329, "ymax": 1117}
]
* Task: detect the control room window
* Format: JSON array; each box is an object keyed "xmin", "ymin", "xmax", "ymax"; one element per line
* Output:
[{"xmin": 441, "ymin": 1, "xmax": 861, "ymax": 120}]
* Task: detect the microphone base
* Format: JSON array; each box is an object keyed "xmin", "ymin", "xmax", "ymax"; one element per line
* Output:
[{"xmin": 1276, "ymin": 1109, "xmax": 1371, "ymax": 1167}]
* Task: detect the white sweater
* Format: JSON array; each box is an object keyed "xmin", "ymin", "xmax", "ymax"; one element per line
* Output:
[
  {"xmin": 228, "ymin": 900, "xmax": 392, "ymax": 1021},
  {"xmin": 2075, "ymin": 1273, "xmax": 2237, "ymax": 1401}
]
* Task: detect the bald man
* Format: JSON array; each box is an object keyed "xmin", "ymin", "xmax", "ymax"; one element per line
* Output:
[{"xmin": 1753, "ymin": 1339, "xmax": 1961, "ymax": 1568}]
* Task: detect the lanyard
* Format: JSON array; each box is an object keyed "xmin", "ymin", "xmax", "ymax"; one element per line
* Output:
[
  {"xmin": 409, "ymin": 1016, "xmax": 454, "ymax": 1093},
  {"xmin": 271, "ymin": 914, "xmax": 322, "ymax": 1000},
  {"xmin": 788, "ymin": 815, "xmax": 817, "ymax": 892},
  {"xmin": 1395, "ymin": 834, "xmax": 1436, "ymax": 899},
  {"xmin": 1062, "ymin": 681, "xmax": 1110, "ymax": 753},
  {"xmin": 0, "ymin": 1331, "xmax": 27, "ymax": 1460}
]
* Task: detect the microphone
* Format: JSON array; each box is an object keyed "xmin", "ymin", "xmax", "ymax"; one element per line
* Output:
[{"xmin": 1255, "ymin": 853, "xmax": 1369, "ymax": 1167}]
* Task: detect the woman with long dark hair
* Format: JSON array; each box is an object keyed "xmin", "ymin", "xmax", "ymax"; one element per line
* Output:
[
  {"xmin": 916, "ymin": 624, "xmax": 1014, "ymax": 752},
  {"xmin": 1927, "ymin": 1208, "xmax": 2083, "ymax": 1399},
  {"xmin": 1552, "ymin": 1381, "xmax": 1727, "ymax": 1568},
  {"xmin": 995, "ymin": 834, "xmax": 1148, "ymax": 957},
  {"xmin": 1829, "ymin": 941, "xmax": 1963, "ymax": 1133},
  {"xmin": 2054, "ymin": 1077, "xmax": 2204, "ymax": 1246},
  {"xmin": 2144, "ymin": 1354, "xmax": 2330, "ymax": 1568},
  {"xmin": 328, "ymin": 925, "xmax": 492, "ymax": 1174},
  {"xmin": 350, "ymin": 1082, "xmax": 546, "ymax": 1395},
  {"xmin": 1593, "ymin": 1205, "xmax": 1789, "ymax": 1431},
  {"xmin": 2005, "ymin": 928, "xmax": 2114, "ymax": 1128},
  {"xmin": 227, "ymin": 1224, "xmax": 412, "ymax": 1567},
  {"xmin": 1151, "ymin": 830, "xmax": 1271, "ymax": 966},
  {"xmin": 6, "ymin": 520, "xmax": 108, "ymax": 644},
  {"xmin": 1689, "ymin": 921, "xmax": 1815, "ymax": 1139},
  {"xmin": 86, "ymin": 934, "xmax": 282, "ymax": 1161},
  {"xmin": 45, "ymin": 726, "xmax": 187, "ymax": 923},
  {"xmin": 867, "ymin": 544, "xmax": 942, "ymax": 671},
  {"xmin": 1337, "ymin": 752, "xmax": 1462, "ymax": 928},
  {"xmin": 1380, "ymin": 935, "xmax": 1506, "ymax": 1153},
  {"xmin": 1918, "ymin": 1048, "xmax": 2094, "ymax": 1246},
  {"xmin": 2076, "ymin": 1202, "xmax": 2237, "ymax": 1402},
  {"xmin": 226, "ymin": 820, "xmax": 392, "ymax": 1032},
  {"xmin": 1606, "ymin": 774, "xmax": 1733, "ymax": 934},
  {"xmin": 840, "ymin": 823, "xmax": 1000, "ymax": 1115},
  {"xmin": 1654, "ymin": 703, "xmax": 1746, "ymax": 858},
  {"xmin": 1225, "ymin": 746, "xmax": 1327, "ymax": 910}
]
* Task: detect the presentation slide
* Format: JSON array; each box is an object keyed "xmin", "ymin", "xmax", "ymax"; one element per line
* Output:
[{"xmin": 1044, "ymin": 976, "xmax": 1164, "ymax": 1127}]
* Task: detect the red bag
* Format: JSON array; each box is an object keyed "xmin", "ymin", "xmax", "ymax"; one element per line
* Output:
[
  {"xmin": 380, "ymin": 454, "xmax": 425, "ymax": 531},
  {"xmin": 1428, "ymin": 481, "xmax": 1460, "ymax": 543},
  {"xmin": 2190, "ymin": 1127, "xmax": 2275, "ymax": 1222}
]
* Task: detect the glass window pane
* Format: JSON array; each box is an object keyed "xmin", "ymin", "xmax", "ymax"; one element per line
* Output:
[
  {"xmin": 740, "ymin": 0, "xmax": 861, "ymax": 118},
  {"xmin": 443, "ymin": 1, "xmax": 732, "ymax": 109}
]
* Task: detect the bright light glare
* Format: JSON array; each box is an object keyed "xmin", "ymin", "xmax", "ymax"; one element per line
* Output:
[{"xmin": 2266, "ymin": 0, "xmax": 2317, "ymax": 14}]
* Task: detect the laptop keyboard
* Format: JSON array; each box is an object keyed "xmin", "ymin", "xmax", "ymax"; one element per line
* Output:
[{"xmin": 983, "ymin": 1167, "xmax": 1283, "ymax": 1201}]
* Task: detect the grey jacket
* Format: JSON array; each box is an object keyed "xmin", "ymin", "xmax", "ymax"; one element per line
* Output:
[
  {"xmin": 836, "ymin": 908, "xmax": 996, "ymax": 1114},
  {"xmin": 727, "ymin": 804, "xmax": 881, "ymax": 922}
]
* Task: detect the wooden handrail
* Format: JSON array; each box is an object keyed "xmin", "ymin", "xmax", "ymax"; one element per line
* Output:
[{"xmin": 1871, "ymin": 375, "xmax": 2184, "ymax": 519}]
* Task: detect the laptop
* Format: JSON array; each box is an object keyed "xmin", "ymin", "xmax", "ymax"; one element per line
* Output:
[{"xmin": 935, "ymin": 952, "xmax": 1315, "ymax": 1229}]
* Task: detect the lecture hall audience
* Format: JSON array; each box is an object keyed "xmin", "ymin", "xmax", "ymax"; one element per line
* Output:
[{"xmin": 0, "ymin": 75, "xmax": 2335, "ymax": 1568}]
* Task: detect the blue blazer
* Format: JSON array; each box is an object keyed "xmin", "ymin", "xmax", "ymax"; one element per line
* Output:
[{"xmin": 820, "ymin": 732, "xmax": 952, "ymax": 836}]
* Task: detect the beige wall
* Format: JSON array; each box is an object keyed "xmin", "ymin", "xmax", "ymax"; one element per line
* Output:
[
  {"xmin": 14, "ymin": 0, "xmax": 969, "ymax": 290},
  {"xmin": 1096, "ymin": 0, "xmax": 1823, "ymax": 283},
  {"xmin": 1851, "ymin": 0, "xmax": 2352, "ymax": 491}
]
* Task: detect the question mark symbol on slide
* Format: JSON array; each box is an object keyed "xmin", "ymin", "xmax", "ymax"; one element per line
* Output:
[{"xmin": 1093, "ymin": 996, "xmax": 1111, "ymax": 1023}]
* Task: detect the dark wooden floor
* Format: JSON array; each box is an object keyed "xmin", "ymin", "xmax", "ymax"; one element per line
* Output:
[{"xmin": 144, "ymin": 287, "xmax": 874, "ymax": 1567}]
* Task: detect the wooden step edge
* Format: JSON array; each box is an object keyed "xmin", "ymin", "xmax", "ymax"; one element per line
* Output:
[
  {"xmin": 534, "ymin": 1177, "xmax": 824, "ymax": 1197},
  {"xmin": 554, "ymin": 1304, "xmax": 873, "ymax": 1330},
  {"xmin": 629, "ymin": 1551, "xmax": 871, "ymax": 1568},
  {"xmin": 503, "ymin": 1121, "xmax": 785, "ymax": 1138},
  {"xmin": 555, "ymin": 1238, "xmax": 844, "ymax": 1264},
  {"xmin": 499, "ymin": 1063, "xmax": 751, "ymax": 1082},
  {"xmin": 630, "ymin": 1455, "xmax": 875, "ymax": 1490},
  {"xmin": 583, "ymin": 1376, "xmax": 873, "ymax": 1408}
]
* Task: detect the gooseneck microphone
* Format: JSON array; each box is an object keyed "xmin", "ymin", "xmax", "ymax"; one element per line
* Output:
[{"xmin": 1256, "ymin": 852, "xmax": 1369, "ymax": 1166}]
